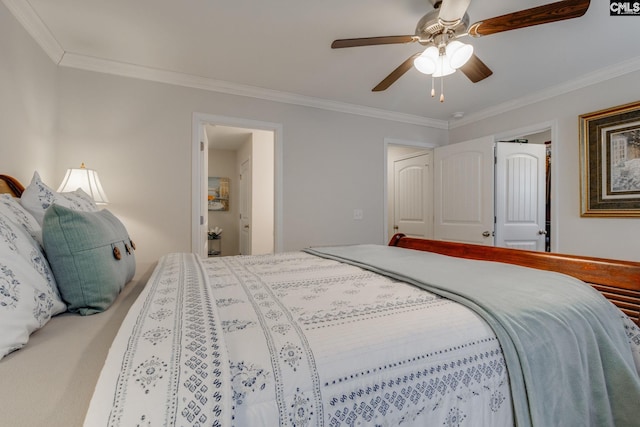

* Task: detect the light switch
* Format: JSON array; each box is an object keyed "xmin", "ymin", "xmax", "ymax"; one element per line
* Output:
[{"xmin": 353, "ymin": 209, "xmax": 363, "ymax": 220}]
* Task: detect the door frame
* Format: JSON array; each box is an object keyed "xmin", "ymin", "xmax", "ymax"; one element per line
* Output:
[
  {"xmin": 191, "ymin": 112, "xmax": 283, "ymax": 256},
  {"xmin": 494, "ymin": 120, "xmax": 558, "ymax": 251},
  {"xmin": 384, "ymin": 137, "xmax": 438, "ymax": 243}
]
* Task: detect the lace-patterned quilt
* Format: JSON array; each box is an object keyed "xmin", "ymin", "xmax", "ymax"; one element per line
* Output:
[{"xmin": 84, "ymin": 251, "xmax": 640, "ymax": 426}]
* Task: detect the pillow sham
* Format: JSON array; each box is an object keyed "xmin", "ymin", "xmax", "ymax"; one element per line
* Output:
[
  {"xmin": 20, "ymin": 171, "xmax": 98, "ymax": 225},
  {"xmin": 0, "ymin": 194, "xmax": 42, "ymax": 246},
  {"xmin": 43, "ymin": 205, "xmax": 136, "ymax": 315},
  {"xmin": 0, "ymin": 213, "xmax": 67, "ymax": 360},
  {"xmin": 0, "ymin": 212, "xmax": 61, "ymax": 295}
]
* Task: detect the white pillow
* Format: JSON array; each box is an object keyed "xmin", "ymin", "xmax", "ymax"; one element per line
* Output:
[
  {"xmin": 0, "ymin": 194, "xmax": 43, "ymax": 246},
  {"xmin": 0, "ymin": 212, "xmax": 66, "ymax": 360},
  {"xmin": 19, "ymin": 171, "xmax": 98, "ymax": 225}
]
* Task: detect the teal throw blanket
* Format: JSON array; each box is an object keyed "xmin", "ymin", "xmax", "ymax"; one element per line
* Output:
[{"xmin": 304, "ymin": 244, "xmax": 640, "ymax": 427}]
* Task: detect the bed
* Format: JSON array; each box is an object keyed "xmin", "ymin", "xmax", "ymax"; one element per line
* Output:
[{"xmin": 1, "ymin": 174, "xmax": 639, "ymax": 427}]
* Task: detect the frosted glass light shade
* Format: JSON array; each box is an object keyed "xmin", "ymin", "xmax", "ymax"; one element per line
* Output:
[
  {"xmin": 414, "ymin": 45, "xmax": 458, "ymax": 77},
  {"xmin": 414, "ymin": 46, "xmax": 439, "ymax": 74},
  {"xmin": 57, "ymin": 164, "xmax": 109, "ymax": 204},
  {"xmin": 446, "ymin": 40, "xmax": 474, "ymax": 69}
]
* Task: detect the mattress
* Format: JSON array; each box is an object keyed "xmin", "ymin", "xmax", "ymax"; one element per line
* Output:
[{"xmin": 84, "ymin": 247, "xmax": 640, "ymax": 426}]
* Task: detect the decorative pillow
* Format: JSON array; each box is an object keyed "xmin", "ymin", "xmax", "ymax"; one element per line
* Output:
[
  {"xmin": 20, "ymin": 171, "xmax": 98, "ymax": 225},
  {"xmin": 43, "ymin": 205, "xmax": 136, "ymax": 315},
  {"xmin": 0, "ymin": 194, "xmax": 43, "ymax": 247},
  {"xmin": 0, "ymin": 213, "xmax": 66, "ymax": 360}
]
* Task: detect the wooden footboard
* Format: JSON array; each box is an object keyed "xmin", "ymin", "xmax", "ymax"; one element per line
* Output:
[{"xmin": 389, "ymin": 234, "xmax": 640, "ymax": 326}]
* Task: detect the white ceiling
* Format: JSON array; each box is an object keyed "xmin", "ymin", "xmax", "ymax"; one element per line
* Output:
[{"xmin": 11, "ymin": 0, "xmax": 640, "ymax": 125}]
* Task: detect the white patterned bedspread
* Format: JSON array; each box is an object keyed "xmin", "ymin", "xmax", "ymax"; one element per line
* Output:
[{"xmin": 85, "ymin": 251, "xmax": 519, "ymax": 426}]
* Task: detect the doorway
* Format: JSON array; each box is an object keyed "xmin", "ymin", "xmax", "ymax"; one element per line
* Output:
[
  {"xmin": 191, "ymin": 113, "xmax": 283, "ymax": 258},
  {"xmin": 432, "ymin": 133, "xmax": 551, "ymax": 251},
  {"xmin": 385, "ymin": 124, "xmax": 554, "ymax": 252},
  {"xmin": 385, "ymin": 138, "xmax": 437, "ymax": 242}
]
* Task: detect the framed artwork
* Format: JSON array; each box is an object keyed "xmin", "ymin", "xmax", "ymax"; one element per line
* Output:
[
  {"xmin": 579, "ymin": 101, "xmax": 640, "ymax": 217},
  {"xmin": 208, "ymin": 177, "xmax": 230, "ymax": 211}
]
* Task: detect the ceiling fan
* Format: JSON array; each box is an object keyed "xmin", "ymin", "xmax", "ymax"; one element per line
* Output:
[{"xmin": 331, "ymin": 0, "xmax": 590, "ymax": 97}]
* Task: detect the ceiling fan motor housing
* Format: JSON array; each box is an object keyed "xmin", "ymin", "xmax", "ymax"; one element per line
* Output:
[{"xmin": 415, "ymin": 10, "xmax": 469, "ymax": 45}]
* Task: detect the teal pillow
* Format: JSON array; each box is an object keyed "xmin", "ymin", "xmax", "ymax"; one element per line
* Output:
[{"xmin": 43, "ymin": 204, "xmax": 136, "ymax": 315}]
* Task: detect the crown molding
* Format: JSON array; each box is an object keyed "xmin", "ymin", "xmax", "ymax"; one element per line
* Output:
[
  {"xmin": 9, "ymin": 0, "xmax": 639, "ymax": 132},
  {"xmin": 450, "ymin": 56, "xmax": 640, "ymax": 129},
  {"xmin": 4, "ymin": 0, "xmax": 446, "ymax": 129},
  {"xmin": 2, "ymin": 0, "xmax": 64, "ymax": 64},
  {"xmin": 59, "ymin": 52, "xmax": 449, "ymax": 130}
]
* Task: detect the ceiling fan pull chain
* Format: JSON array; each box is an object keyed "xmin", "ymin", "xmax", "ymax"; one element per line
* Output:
[
  {"xmin": 439, "ymin": 53, "xmax": 445, "ymax": 102},
  {"xmin": 431, "ymin": 76, "xmax": 435, "ymax": 98}
]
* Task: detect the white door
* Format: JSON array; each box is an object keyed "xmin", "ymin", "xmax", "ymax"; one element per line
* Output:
[
  {"xmin": 239, "ymin": 158, "xmax": 252, "ymax": 255},
  {"xmin": 495, "ymin": 142, "xmax": 547, "ymax": 251},
  {"xmin": 434, "ymin": 136, "xmax": 495, "ymax": 245},
  {"xmin": 393, "ymin": 152, "xmax": 433, "ymax": 238}
]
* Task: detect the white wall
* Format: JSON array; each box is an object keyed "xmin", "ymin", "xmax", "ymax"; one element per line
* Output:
[
  {"xmin": 449, "ymin": 70, "xmax": 640, "ymax": 261},
  {"xmin": 0, "ymin": 1, "xmax": 57, "ymax": 183},
  {"xmin": 54, "ymin": 67, "xmax": 447, "ymax": 270},
  {"xmin": 251, "ymin": 130, "xmax": 275, "ymax": 255}
]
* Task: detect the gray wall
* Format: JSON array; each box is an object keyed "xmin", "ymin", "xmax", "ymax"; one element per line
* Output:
[
  {"xmin": 0, "ymin": 1, "xmax": 58, "ymax": 183},
  {"xmin": 53, "ymin": 67, "xmax": 447, "ymax": 271}
]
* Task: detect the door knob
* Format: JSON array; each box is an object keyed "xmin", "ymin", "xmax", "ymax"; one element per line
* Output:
[
  {"xmin": 538, "ymin": 230, "xmax": 547, "ymax": 235},
  {"xmin": 244, "ymin": 225, "xmax": 250, "ymax": 229},
  {"xmin": 482, "ymin": 231, "xmax": 491, "ymax": 237}
]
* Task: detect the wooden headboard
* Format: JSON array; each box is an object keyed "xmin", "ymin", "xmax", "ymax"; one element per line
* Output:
[
  {"xmin": 0, "ymin": 174, "xmax": 25, "ymax": 197},
  {"xmin": 389, "ymin": 234, "xmax": 640, "ymax": 326}
]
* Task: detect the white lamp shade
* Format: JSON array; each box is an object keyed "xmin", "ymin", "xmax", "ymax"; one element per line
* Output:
[
  {"xmin": 414, "ymin": 45, "xmax": 456, "ymax": 77},
  {"xmin": 57, "ymin": 165, "xmax": 109, "ymax": 204},
  {"xmin": 446, "ymin": 40, "xmax": 474, "ymax": 69},
  {"xmin": 414, "ymin": 46, "xmax": 439, "ymax": 74}
]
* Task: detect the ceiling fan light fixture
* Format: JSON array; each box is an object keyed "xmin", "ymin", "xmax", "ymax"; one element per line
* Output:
[
  {"xmin": 446, "ymin": 40, "xmax": 474, "ymax": 69},
  {"xmin": 414, "ymin": 46, "xmax": 439, "ymax": 74}
]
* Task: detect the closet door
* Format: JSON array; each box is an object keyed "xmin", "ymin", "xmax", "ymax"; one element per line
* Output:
[
  {"xmin": 393, "ymin": 152, "xmax": 433, "ymax": 239},
  {"xmin": 434, "ymin": 136, "xmax": 495, "ymax": 245},
  {"xmin": 495, "ymin": 142, "xmax": 547, "ymax": 251}
]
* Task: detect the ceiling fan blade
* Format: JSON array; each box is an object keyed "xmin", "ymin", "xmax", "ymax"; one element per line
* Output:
[
  {"xmin": 468, "ymin": 0, "xmax": 590, "ymax": 37},
  {"xmin": 459, "ymin": 54, "xmax": 493, "ymax": 83},
  {"xmin": 438, "ymin": 0, "xmax": 471, "ymax": 25},
  {"xmin": 331, "ymin": 35, "xmax": 418, "ymax": 49},
  {"xmin": 372, "ymin": 53, "xmax": 422, "ymax": 92}
]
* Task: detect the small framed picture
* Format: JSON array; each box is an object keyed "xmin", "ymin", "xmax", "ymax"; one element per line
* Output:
[{"xmin": 208, "ymin": 177, "xmax": 230, "ymax": 211}]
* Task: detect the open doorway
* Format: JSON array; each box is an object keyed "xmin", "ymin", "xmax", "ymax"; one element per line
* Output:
[
  {"xmin": 191, "ymin": 113, "xmax": 283, "ymax": 258},
  {"xmin": 206, "ymin": 125, "xmax": 275, "ymax": 256},
  {"xmin": 384, "ymin": 138, "xmax": 437, "ymax": 243}
]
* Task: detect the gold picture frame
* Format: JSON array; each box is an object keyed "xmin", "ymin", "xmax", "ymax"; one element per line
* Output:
[{"xmin": 579, "ymin": 101, "xmax": 640, "ymax": 217}]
